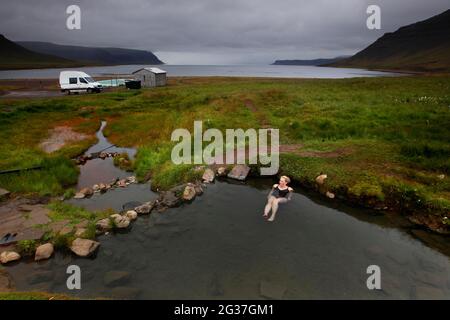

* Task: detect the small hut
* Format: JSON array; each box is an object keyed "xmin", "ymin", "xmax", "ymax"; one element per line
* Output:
[{"xmin": 132, "ymin": 67, "xmax": 167, "ymax": 87}]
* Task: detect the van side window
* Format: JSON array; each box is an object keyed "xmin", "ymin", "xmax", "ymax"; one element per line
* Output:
[
  {"xmin": 69, "ymin": 78, "xmax": 78, "ymax": 84},
  {"xmin": 79, "ymin": 78, "xmax": 88, "ymax": 84}
]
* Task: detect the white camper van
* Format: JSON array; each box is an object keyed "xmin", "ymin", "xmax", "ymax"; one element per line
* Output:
[{"xmin": 59, "ymin": 71, "xmax": 103, "ymax": 94}]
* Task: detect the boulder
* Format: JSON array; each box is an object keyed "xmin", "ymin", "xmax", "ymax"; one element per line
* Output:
[
  {"xmin": 70, "ymin": 238, "xmax": 100, "ymax": 257},
  {"xmin": 98, "ymin": 183, "xmax": 108, "ymax": 193},
  {"xmin": 134, "ymin": 201, "xmax": 155, "ymax": 215},
  {"xmin": 80, "ymin": 187, "xmax": 94, "ymax": 197},
  {"xmin": 0, "ymin": 269, "xmax": 14, "ymax": 292},
  {"xmin": 103, "ymin": 271, "xmax": 131, "ymax": 287},
  {"xmin": 227, "ymin": 164, "xmax": 251, "ymax": 181},
  {"xmin": 35, "ymin": 243, "xmax": 54, "ymax": 261},
  {"xmin": 126, "ymin": 176, "xmax": 137, "ymax": 184},
  {"xmin": 182, "ymin": 184, "xmax": 196, "ymax": 201},
  {"xmin": 0, "ymin": 251, "xmax": 21, "ymax": 264},
  {"xmin": 110, "ymin": 214, "xmax": 130, "ymax": 229},
  {"xmin": 96, "ymin": 218, "xmax": 112, "ymax": 232},
  {"xmin": 202, "ymin": 168, "xmax": 215, "ymax": 183},
  {"xmin": 125, "ymin": 210, "xmax": 138, "ymax": 221},
  {"xmin": 217, "ymin": 167, "xmax": 227, "ymax": 177},
  {"xmin": 117, "ymin": 179, "xmax": 127, "ymax": 188},
  {"xmin": 315, "ymin": 174, "xmax": 327, "ymax": 185},
  {"xmin": 159, "ymin": 190, "xmax": 182, "ymax": 208},
  {"xmin": 74, "ymin": 192, "xmax": 85, "ymax": 199},
  {"xmin": 75, "ymin": 228, "xmax": 87, "ymax": 237},
  {"xmin": 194, "ymin": 184, "xmax": 203, "ymax": 196},
  {"xmin": 59, "ymin": 225, "xmax": 74, "ymax": 236}
]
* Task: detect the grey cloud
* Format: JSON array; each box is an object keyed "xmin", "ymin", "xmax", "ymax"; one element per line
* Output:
[{"xmin": 0, "ymin": 0, "xmax": 448, "ymax": 64}]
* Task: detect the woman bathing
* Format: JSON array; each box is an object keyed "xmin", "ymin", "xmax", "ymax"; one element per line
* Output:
[{"xmin": 263, "ymin": 175, "xmax": 293, "ymax": 221}]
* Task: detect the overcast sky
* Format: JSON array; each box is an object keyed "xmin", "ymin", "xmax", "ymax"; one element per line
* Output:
[{"xmin": 1, "ymin": 0, "xmax": 448, "ymax": 64}]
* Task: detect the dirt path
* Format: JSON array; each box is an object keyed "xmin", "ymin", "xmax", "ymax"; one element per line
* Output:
[{"xmin": 243, "ymin": 98, "xmax": 271, "ymax": 128}]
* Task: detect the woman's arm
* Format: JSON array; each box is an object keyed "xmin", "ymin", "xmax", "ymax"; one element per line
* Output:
[{"xmin": 267, "ymin": 184, "xmax": 278, "ymax": 198}]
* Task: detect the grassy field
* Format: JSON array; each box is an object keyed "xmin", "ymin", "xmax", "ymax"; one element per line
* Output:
[{"xmin": 0, "ymin": 76, "xmax": 449, "ymax": 224}]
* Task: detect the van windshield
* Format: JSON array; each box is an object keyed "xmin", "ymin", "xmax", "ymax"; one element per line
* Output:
[{"xmin": 85, "ymin": 77, "xmax": 95, "ymax": 83}]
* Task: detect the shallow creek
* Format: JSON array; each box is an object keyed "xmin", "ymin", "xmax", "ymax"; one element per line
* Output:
[{"xmin": 4, "ymin": 122, "xmax": 450, "ymax": 299}]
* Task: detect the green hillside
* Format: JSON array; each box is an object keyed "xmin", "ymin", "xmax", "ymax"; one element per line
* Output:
[
  {"xmin": 329, "ymin": 10, "xmax": 450, "ymax": 72},
  {"xmin": 0, "ymin": 35, "xmax": 80, "ymax": 70}
]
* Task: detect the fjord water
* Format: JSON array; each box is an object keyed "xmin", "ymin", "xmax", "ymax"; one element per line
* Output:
[
  {"xmin": 0, "ymin": 64, "xmax": 404, "ymax": 79},
  {"xmin": 6, "ymin": 179, "xmax": 450, "ymax": 299}
]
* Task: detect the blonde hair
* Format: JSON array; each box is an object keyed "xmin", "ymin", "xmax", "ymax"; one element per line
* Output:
[{"xmin": 280, "ymin": 175, "xmax": 291, "ymax": 184}]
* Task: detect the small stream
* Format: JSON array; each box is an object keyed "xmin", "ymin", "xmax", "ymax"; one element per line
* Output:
[{"xmin": 4, "ymin": 122, "xmax": 450, "ymax": 299}]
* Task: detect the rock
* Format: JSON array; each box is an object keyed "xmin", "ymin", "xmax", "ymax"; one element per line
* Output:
[
  {"xmin": 92, "ymin": 184, "xmax": 100, "ymax": 192},
  {"xmin": 315, "ymin": 174, "xmax": 327, "ymax": 185},
  {"xmin": 259, "ymin": 280, "xmax": 287, "ymax": 299},
  {"xmin": 216, "ymin": 166, "xmax": 227, "ymax": 177},
  {"xmin": 99, "ymin": 152, "xmax": 108, "ymax": 159},
  {"xmin": 326, "ymin": 191, "xmax": 335, "ymax": 199},
  {"xmin": 227, "ymin": 164, "xmax": 251, "ymax": 181},
  {"xmin": 59, "ymin": 225, "xmax": 73, "ymax": 236},
  {"xmin": 96, "ymin": 218, "xmax": 112, "ymax": 232},
  {"xmin": 125, "ymin": 210, "xmax": 138, "ymax": 221},
  {"xmin": 98, "ymin": 183, "xmax": 108, "ymax": 193},
  {"xmin": 202, "ymin": 168, "xmax": 215, "ymax": 183},
  {"xmin": 35, "ymin": 243, "xmax": 54, "ymax": 261},
  {"xmin": 117, "ymin": 179, "xmax": 127, "ymax": 188},
  {"xmin": 110, "ymin": 214, "xmax": 130, "ymax": 229},
  {"xmin": 437, "ymin": 174, "xmax": 445, "ymax": 180},
  {"xmin": 0, "ymin": 251, "xmax": 21, "ymax": 264},
  {"xmin": 0, "ymin": 188, "xmax": 11, "ymax": 199},
  {"xmin": 158, "ymin": 190, "xmax": 182, "ymax": 208},
  {"xmin": 126, "ymin": 176, "xmax": 137, "ymax": 184},
  {"xmin": 70, "ymin": 238, "xmax": 100, "ymax": 257},
  {"xmin": 182, "ymin": 184, "xmax": 196, "ymax": 201},
  {"xmin": 103, "ymin": 271, "xmax": 131, "ymax": 287},
  {"xmin": 134, "ymin": 201, "xmax": 155, "ymax": 215},
  {"xmin": 194, "ymin": 184, "xmax": 203, "ymax": 195},
  {"xmin": 75, "ymin": 228, "xmax": 87, "ymax": 237},
  {"xmin": 110, "ymin": 286, "xmax": 141, "ymax": 299},
  {"xmin": 0, "ymin": 269, "xmax": 14, "ymax": 292},
  {"xmin": 80, "ymin": 187, "xmax": 94, "ymax": 197},
  {"xmin": 74, "ymin": 192, "xmax": 85, "ymax": 199}
]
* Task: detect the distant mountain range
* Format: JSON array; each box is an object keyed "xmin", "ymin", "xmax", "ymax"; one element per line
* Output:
[
  {"xmin": 272, "ymin": 57, "xmax": 348, "ymax": 66},
  {"xmin": 18, "ymin": 41, "xmax": 164, "ymax": 66},
  {"xmin": 0, "ymin": 35, "xmax": 164, "ymax": 70},
  {"xmin": 328, "ymin": 9, "xmax": 450, "ymax": 72},
  {"xmin": 0, "ymin": 35, "xmax": 79, "ymax": 70}
]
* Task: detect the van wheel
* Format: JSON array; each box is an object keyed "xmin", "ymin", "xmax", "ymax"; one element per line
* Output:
[
  {"xmin": 67, "ymin": 91, "xmax": 71, "ymax": 95},
  {"xmin": 87, "ymin": 88, "xmax": 93, "ymax": 94}
]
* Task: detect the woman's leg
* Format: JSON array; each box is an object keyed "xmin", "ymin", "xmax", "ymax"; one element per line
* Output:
[
  {"xmin": 268, "ymin": 198, "xmax": 287, "ymax": 221},
  {"xmin": 263, "ymin": 196, "xmax": 276, "ymax": 217}
]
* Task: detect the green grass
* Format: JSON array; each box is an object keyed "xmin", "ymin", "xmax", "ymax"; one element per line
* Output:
[
  {"xmin": 0, "ymin": 292, "xmax": 76, "ymax": 300},
  {"xmin": 0, "ymin": 76, "xmax": 449, "ymax": 217}
]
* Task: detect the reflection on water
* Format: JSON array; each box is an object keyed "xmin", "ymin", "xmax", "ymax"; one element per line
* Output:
[
  {"xmin": 6, "ymin": 181, "xmax": 450, "ymax": 299},
  {"xmin": 76, "ymin": 121, "xmax": 136, "ymax": 189}
]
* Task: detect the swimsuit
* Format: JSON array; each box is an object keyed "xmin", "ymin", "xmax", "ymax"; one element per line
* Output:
[{"xmin": 271, "ymin": 186, "xmax": 289, "ymax": 198}]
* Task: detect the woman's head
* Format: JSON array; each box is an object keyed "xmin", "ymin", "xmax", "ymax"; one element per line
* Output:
[{"xmin": 279, "ymin": 175, "xmax": 291, "ymax": 186}]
